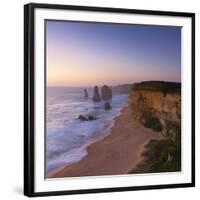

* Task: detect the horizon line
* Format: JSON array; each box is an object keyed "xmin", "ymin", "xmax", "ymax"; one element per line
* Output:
[{"xmin": 47, "ymin": 80, "xmax": 181, "ymax": 88}]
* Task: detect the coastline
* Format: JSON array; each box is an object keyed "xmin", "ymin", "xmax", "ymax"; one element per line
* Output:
[{"xmin": 48, "ymin": 104, "xmax": 164, "ymax": 178}]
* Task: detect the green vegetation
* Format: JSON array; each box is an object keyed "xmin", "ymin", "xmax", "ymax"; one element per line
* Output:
[
  {"xmin": 131, "ymin": 126, "xmax": 181, "ymax": 173},
  {"xmin": 165, "ymin": 120, "xmax": 180, "ymax": 140},
  {"xmin": 143, "ymin": 114, "xmax": 162, "ymax": 132}
]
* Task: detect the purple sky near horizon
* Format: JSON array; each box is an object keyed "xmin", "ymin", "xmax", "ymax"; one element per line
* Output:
[{"xmin": 46, "ymin": 20, "xmax": 181, "ymax": 87}]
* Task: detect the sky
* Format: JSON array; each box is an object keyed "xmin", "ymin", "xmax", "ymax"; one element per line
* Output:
[{"xmin": 46, "ymin": 20, "xmax": 181, "ymax": 87}]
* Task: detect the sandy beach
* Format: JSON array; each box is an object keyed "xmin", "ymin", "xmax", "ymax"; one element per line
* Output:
[{"xmin": 48, "ymin": 105, "xmax": 164, "ymax": 178}]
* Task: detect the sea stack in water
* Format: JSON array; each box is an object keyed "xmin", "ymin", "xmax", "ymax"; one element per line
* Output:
[
  {"xmin": 78, "ymin": 115, "xmax": 96, "ymax": 121},
  {"xmin": 101, "ymin": 85, "xmax": 112, "ymax": 100},
  {"xmin": 78, "ymin": 115, "xmax": 88, "ymax": 121},
  {"xmin": 104, "ymin": 102, "xmax": 111, "ymax": 110},
  {"xmin": 84, "ymin": 89, "xmax": 88, "ymax": 98},
  {"xmin": 92, "ymin": 86, "xmax": 101, "ymax": 102}
]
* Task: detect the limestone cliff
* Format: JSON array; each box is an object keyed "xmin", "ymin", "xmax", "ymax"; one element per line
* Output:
[{"xmin": 130, "ymin": 81, "xmax": 181, "ymax": 138}]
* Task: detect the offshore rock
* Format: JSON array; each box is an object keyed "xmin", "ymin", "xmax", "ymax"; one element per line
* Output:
[
  {"xmin": 84, "ymin": 89, "xmax": 88, "ymax": 98},
  {"xmin": 93, "ymin": 86, "xmax": 101, "ymax": 102},
  {"xmin": 101, "ymin": 85, "xmax": 112, "ymax": 100},
  {"xmin": 104, "ymin": 102, "xmax": 111, "ymax": 110}
]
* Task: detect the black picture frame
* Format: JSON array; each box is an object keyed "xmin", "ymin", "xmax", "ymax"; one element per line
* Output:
[{"xmin": 24, "ymin": 3, "xmax": 195, "ymax": 197}]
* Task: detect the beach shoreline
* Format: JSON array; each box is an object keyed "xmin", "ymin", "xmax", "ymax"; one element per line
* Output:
[{"xmin": 48, "ymin": 104, "xmax": 164, "ymax": 178}]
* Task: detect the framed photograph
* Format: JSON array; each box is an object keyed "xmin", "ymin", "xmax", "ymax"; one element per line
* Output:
[{"xmin": 24, "ymin": 3, "xmax": 195, "ymax": 197}]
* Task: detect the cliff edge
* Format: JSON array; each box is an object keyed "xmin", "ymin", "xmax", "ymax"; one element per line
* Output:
[{"xmin": 131, "ymin": 81, "xmax": 181, "ymax": 138}]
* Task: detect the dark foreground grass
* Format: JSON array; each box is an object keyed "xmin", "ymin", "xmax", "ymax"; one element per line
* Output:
[{"xmin": 131, "ymin": 127, "xmax": 181, "ymax": 173}]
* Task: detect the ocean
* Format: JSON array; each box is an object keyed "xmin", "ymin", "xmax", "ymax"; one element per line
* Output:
[{"xmin": 46, "ymin": 87, "xmax": 129, "ymax": 174}]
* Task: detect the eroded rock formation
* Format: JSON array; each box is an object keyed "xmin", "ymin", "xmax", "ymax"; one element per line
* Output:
[
  {"xmin": 84, "ymin": 89, "xmax": 88, "ymax": 98},
  {"xmin": 101, "ymin": 85, "xmax": 112, "ymax": 100},
  {"xmin": 92, "ymin": 86, "xmax": 101, "ymax": 102},
  {"xmin": 104, "ymin": 102, "xmax": 111, "ymax": 110},
  {"xmin": 78, "ymin": 115, "xmax": 96, "ymax": 121}
]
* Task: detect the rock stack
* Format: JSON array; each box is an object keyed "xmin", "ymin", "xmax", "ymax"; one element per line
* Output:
[
  {"xmin": 84, "ymin": 89, "xmax": 88, "ymax": 98},
  {"xmin": 92, "ymin": 86, "xmax": 101, "ymax": 102},
  {"xmin": 101, "ymin": 85, "xmax": 112, "ymax": 100},
  {"xmin": 104, "ymin": 102, "xmax": 111, "ymax": 110},
  {"xmin": 78, "ymin": 115, "xmax": 96, "ymax": 121}
]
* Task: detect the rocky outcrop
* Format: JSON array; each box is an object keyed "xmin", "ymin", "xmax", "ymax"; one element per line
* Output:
[
  {"xmin": 92, "ymin": 86, "xmax": 101, "ymax": 102},
  {"xmin": 78, "ymin": 115, "xmax": 96, "ymax": 121},
  {"xmin": 87, "ymin": 115, "xmax": 96, "ymax": 120},
  {"xmin": 101, "ymin": 85, "xmax": 112, "ymax": 100},
  {"xmin": 84, "ymin": 89, "xmax": 88, "ymax": 98},
  {"xmin": 104, "ymin": 102, "xmax": 111, "ymax": 110},
  {"xmin": 78, "ymin": 115, "xmax": 88, "ymax": 121},
  {"xmin": 131, "ymin": 81, "xmax": 181, "ymax": 137}
]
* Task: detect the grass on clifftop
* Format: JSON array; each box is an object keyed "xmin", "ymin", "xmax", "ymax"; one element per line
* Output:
[{"xmin": 131, "ymin": 127, "xmax": 181, "ymax": 173}]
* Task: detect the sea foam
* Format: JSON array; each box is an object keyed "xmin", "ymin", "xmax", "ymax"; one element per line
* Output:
[{"xmin": 46, "ymin": 87, "xmax": 128, "ymax": 174}]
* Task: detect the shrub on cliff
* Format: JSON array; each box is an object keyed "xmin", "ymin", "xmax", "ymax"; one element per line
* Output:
[
  {"xmin": 131, "ymin": 127, "xmax": 181, "ymax": 173},
  {"xmin": 142, "ymin": 113, "xmax": 162, "ymax": 132},
  {"xmin": 165, "ymin": 120, "xmax": 180, "ymax": 139}
]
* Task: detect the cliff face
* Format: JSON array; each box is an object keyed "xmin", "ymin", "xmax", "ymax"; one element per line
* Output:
[{"xmin": 130, "ymin": 81, "xmax": 181, "ymax": 138}]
